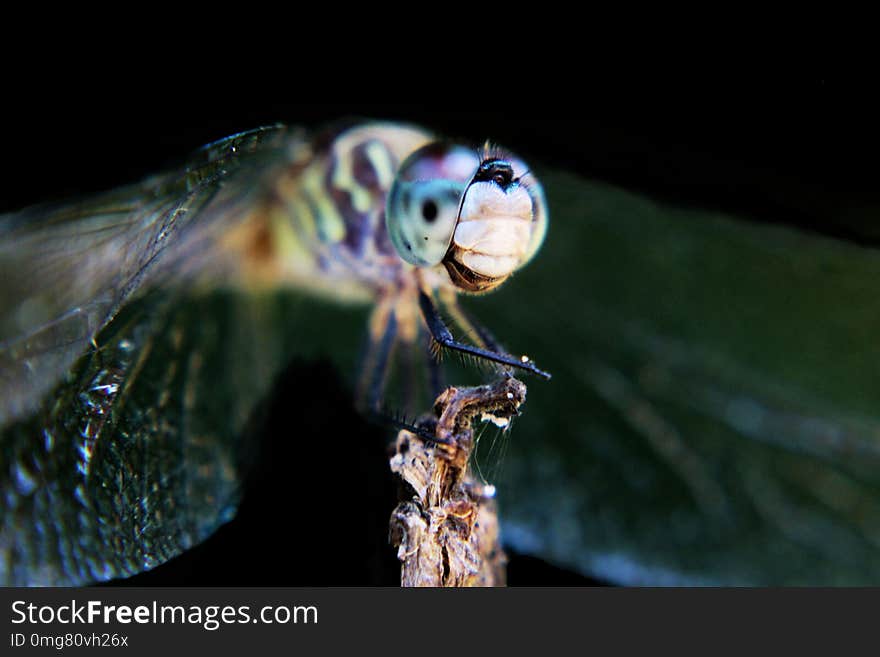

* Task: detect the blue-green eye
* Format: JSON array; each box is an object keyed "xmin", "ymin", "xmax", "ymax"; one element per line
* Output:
[{"xmin": 386, "ymin": 144, "xmax": 479, "ymax": 267}]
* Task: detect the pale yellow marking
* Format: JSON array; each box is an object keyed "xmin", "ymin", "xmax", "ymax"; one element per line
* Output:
[
  {"xmin": 333, "ymin": 124, "xmax": 434, "ymax": 170},
  {"xmin": 332, "ymin": 148, "xmax": 373, "ymax": 214},
  {"xmin": 365, "ymin": 140, "xmax": 396, "ymax": 189},
  {"xmin": 284, "ymin": 199, "xmax": 317, "ymax": 247},
  {"xmin": 330, "ymin": 123, "xmax": 434, "ymax": 215},
  {"xmin": 301, "ymin": 165, "xmax": 346, "ymax": 243}
]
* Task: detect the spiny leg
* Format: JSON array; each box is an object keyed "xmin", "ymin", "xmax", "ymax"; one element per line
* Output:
[
  {"xmin": 418, "ymin": 289, "xmax": 550, "ymax": 380},
  {"xmin": 426, "ymin": 330, "xmax": 446, "ymax": 400},
  {"xmin": 357, "ymin": 305, "xmax": 450, "ymax": 445}
]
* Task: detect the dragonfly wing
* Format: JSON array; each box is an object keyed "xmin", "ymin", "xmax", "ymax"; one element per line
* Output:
[
  {"xmin": 476, "ymin": 170, "xmax": 880, "ymax": 585},
  {"xmin": 0, "ymin": 125, "xmax": 297, "ymax": 425},
  {"xmin": 0, "ymin": 125, "xmax": 310, "ymax": 584}
]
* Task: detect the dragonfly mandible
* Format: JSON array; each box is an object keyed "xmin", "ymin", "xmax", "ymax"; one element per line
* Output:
[{"xmin": 0, "ymin": 122, "xmax": 550, "ymax": 585}]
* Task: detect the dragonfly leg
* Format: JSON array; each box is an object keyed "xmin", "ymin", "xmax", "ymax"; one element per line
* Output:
[
  {"xmin": 356, "ymin": 307, "xmax": 398, "ymax": 413},
  {"xmin": 426, "ymin": 332, "xmax": 446, "ymax": 399},
  {"xmin": 438, "ymin": 288, "xmax": 504, "ymax": 354},
  {"xmin": 356, "ymin": 303, "xmax": 456, "ymax": 446},
  {"xmin": 355, "ymin": 310, "xmax": 445, "ymax": 443},
  {"xmin": 418, "ymin": 290, "xmax": 551, "ymax": 380}
]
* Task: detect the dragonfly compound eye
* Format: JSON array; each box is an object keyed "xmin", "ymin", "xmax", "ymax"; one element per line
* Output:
[{"xmin": 387, "ymin": 142, "xmax": 480, "ymax": 267}]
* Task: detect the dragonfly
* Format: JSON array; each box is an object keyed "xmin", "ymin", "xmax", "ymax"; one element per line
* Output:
[
  {"xmin": 6, "ymin": 118, "xmax": 880, "ymax": 587},
  {"xmin": 0, "ymin": 122, "xmax": 550, "ymax": 586}
]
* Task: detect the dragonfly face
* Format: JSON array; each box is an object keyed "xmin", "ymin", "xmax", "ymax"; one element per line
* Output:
[{"xmin": 386, "ymin": 142, "xmax": 547, "ymax": 293}]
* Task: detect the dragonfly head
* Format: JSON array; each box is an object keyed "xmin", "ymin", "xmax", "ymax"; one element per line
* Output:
[{"xmin": 386, "ymin": 142, "xmax": 547, "ymax": 293}]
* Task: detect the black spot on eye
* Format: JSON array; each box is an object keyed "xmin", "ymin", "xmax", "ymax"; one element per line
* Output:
[{"xmin": 421, "ymin": 199, "xmax": 438, "ymax": 223}]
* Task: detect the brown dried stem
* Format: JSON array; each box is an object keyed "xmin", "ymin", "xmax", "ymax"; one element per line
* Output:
[{"xmin": 388, "ymin": 377, "xmax": 527, "ymax": 587}]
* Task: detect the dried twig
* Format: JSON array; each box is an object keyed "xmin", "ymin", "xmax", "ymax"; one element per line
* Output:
[{"xmin": 389, "ymin": 377, "xmax": 527, "ymax": 587}]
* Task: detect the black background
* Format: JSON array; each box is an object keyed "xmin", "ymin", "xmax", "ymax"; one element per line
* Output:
[{"xmin": 3, "ymin": 91, "xmax": 878, "ymax": 586}]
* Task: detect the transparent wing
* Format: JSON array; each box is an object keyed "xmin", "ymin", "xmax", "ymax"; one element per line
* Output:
[
  {"xmin": 474, "ymin": 170, "xmax": 880, "ymax": 585},
  {"xmin": 0, "ymin": 125, "xmax": 296, "ymax": 425},
  {"xmin": 0, "ymin": 125, "xmax": 312, "ymax": 584}
]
